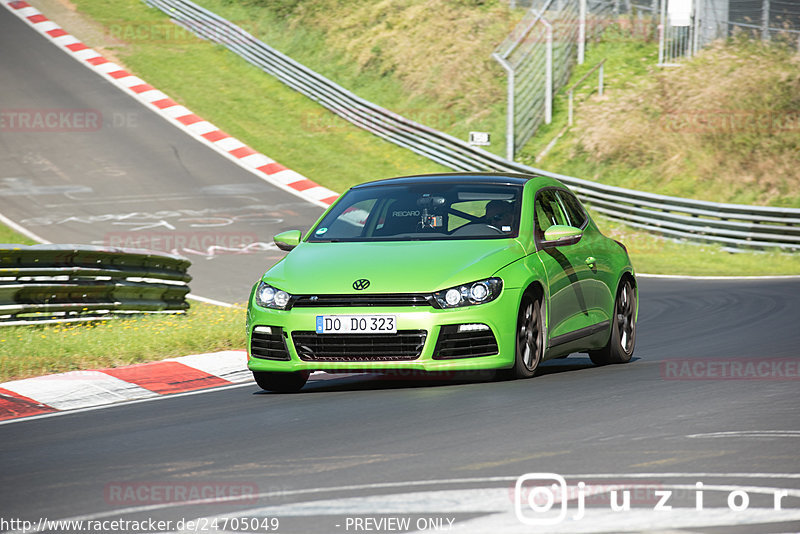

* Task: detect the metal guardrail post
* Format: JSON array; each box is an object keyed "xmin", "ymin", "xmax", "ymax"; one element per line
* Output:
[
  {"xmin": 493, "ymin": 53, "xmax": 516, "ymax": 161},
  {"xmin": 578, "ymin": 0, "xmax": 587, "ymax": 64},
  {"xmin": 494, "ymin": 0, "xmax": 558, "ymax": 153},
  {"xmin": 507, "ymin": 68, "xmax": 516, "ymax": 159},
  {"xmin": 568, "ymin": 92, "xmax": 573, "ymax": 126},
  {"xmin": 692, "ymin": 0, "xmax": 702, "ymax": 53},
  {"xmin": 658, "ymin": 0, "xmax": 666, "ymax": 65},
  {"xmin": 567, "ymin": 58, "xmax": 606, "ymax": 126},
  {"xmin": 544, "ymin": 19, "xmax": 554, "ymax": 125},
  {"xmin": 762, "ymin": 0, "xmax": 770, "ymax": 41},
  {"xmin": 598, "ymin": 63, "xmax": 604, "ymax": 96}
]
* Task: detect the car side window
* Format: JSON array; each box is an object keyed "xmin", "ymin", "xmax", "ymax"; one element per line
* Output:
[
  {"xmin": 556, "ymin": 190, "xmax": 587, "ymax": 229},
  {"xmin": 535, "ymin": 189, "xmax": 570, "ymax": 241}
]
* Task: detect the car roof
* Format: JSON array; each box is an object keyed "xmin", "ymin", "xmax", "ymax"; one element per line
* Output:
[{"xmin": 352, "ymin": 172, "xmax": 556, "ymax": 189}]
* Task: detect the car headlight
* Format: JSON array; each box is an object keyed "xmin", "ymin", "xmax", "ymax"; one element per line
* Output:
[
  {"xmin": 255, "ymin": 281, "xmax": 293, "ymax": 310},
  {"xmin": 433, "ymin": 278, "xmax": 503, "ymax": 309}
]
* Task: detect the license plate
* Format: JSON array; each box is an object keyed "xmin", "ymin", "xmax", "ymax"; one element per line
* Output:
[{"xmin": 315, "ymin": 315, "xmax": 397, "ymax": 334}]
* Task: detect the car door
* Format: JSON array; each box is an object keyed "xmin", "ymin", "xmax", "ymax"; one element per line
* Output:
[
  {"xmin": 533, "ymin": 188, "xmax": 596, "ymax": 344},
  {"xmin": 555, "ymin": 189, "xmax": 616, "ymax": 326}
]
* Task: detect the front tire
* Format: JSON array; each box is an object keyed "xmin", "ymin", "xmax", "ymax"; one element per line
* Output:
[
  {"xmin": 504, "ymin": 292, "xmax": 545, "ymax": 379},
  {"xmin": 589, "ymin": 277, "xmax": 636, "ymax": 365},
  {"xmin": 253, "ymin": 371, "xmax": 310, "ymax": 393}
]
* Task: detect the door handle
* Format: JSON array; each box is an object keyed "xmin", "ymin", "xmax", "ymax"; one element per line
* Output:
[{"xmin": 585, "ymin": 256, "xmax": 596, "ymax": 267}]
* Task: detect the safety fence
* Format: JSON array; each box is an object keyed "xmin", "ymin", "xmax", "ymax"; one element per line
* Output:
[
  {"xmin": 658, "ymin": 0, "xmax": 800, "ymax": 66},
  {"xmin": 142, "ymin": 0, "xmax": 800, "ymax": 251},
  {"xmin": 494, "ymin": 0, "xmax": 618, "ymax": 157},
  {"xmin": 725, "ymin": 0, "xmax": 800, "ymax": 43},
  {"xmin": 0, "ymin": 245, "xmax": 191, "ymax": 325}
]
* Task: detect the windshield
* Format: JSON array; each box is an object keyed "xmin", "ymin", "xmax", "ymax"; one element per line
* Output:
[{"xmin": 308, "ymin": 183, "xmax": 523, "ymax": 242}]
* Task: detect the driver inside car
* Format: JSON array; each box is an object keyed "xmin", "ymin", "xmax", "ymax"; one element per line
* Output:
[{"xmin": 481, "ymin": 199, "xmax": 514, "ymax": 229}]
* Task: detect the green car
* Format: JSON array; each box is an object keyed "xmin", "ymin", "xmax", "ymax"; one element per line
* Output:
[{"xmin": 246, "ymin": 173, "xmax": 637, "ymax": 392}]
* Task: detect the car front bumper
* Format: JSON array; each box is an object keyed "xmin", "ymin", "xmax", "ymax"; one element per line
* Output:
[{"xmin": 246, "ymin": 288, "xmax": 522, "ymax": 373}]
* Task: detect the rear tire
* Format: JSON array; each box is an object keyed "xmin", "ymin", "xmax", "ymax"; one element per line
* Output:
[
  {"xmin": 253, "ymin": 371, "xmax": 310, "ymax": 393},
  {"xmin": 503, "ymin": 292, "xmax": 545, "ymax": 379},
  {"xmin": 589, "ymin": 277, "xmax": 636, "ymax": 365}
]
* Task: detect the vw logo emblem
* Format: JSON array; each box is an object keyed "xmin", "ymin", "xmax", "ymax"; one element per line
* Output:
[{"xmin": 353, "ymin": 279, "xmax": 370, "ymax": 290}]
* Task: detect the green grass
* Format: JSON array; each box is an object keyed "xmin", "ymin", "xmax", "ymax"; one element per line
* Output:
[
  {"xmin": 0, "ymin": 224, "xmax": 38, "ymax": 246},
  {"xmin": 590, "ymin": 210, "xmax": 800, "ymax": 276},
  {"xmin": 191, "ymin": 0, "xmax": 517, "ymax": 158},
  {"xmin": 71, "ymin": 0, "xmax": 444, "ymax": 193},
  {"xmin": 0, "ymin": 303, "xmax": 245, "ymax": 382}
]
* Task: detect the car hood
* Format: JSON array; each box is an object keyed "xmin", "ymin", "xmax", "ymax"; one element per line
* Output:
[{"xmin": 263, "ymin": 239, "xmax": 526, "ymax": 294}]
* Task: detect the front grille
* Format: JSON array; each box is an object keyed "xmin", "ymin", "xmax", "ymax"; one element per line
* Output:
[
  {"xmin": 433, "ymin": 325, "xmax": 498, "ymax": 359},
  {"xmin": 250, "ymin": 326, "xmax": 291, "ymax": 360},
  {"xmin": 292, "ymin": 330, "xmax": 427, "ymax": 362},
  {"xmin": 291, "ymin": 294, "xmax": 432, "ymax": 308}
]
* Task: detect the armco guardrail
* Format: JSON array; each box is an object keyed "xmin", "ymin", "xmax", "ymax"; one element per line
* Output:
[
  {"xmin": 144, "ymin": 0, "xmax": 800, "ymax": 251},
  {"xmin": 0, "ymin": 245, "xmax": 191, "ymax": 325}
]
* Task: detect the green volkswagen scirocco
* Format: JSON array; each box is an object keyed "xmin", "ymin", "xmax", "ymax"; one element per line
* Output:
[{"xmin": 246, "ymin": 173, "xmax": 637, "ymax": 392}]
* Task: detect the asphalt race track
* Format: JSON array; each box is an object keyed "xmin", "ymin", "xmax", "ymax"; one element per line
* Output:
[
  {"xmin": 0, "ymin": 4, "xmax": 322, "ymax": 303},
  {"xmin": 1, "ymin": 4, "xmax": 798, "ymax": 533},
  {"xmin": 2, "ymin": 278, "xmax": 799, "ymax": 533}
]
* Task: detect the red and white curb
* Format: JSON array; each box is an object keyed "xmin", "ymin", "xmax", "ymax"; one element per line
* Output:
[
  {"xmin": 0, "ymin": 350, "xmax": 251, "ymax": 421},
  {"xmin": 2, "ymin": 0, "xmax": 339, "ymax": 209},
  {"xmin": 0, "ymin": 351, "xmax": 353, "ymax": 422}
]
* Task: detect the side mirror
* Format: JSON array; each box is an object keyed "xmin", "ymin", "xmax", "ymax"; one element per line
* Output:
[
  {"xmin": 542, "ymin": 225, "xmax": 583, "ymax": 247},
  {"xmin": 274, "ymin": 230, "xmax": 301, "ymax": 252}
]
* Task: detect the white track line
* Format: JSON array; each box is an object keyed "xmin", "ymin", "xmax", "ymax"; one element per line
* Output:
[
  {"xmin": 186, "ymin": 294, "xmax": 240, "ymax": 308},
  {"xmin": 0, "ymin": 382, "xmax": 255, "ymax": 427},
  {"xmin": 638, "ymin": 273, "xmax": 800, "ymax": 280},
  {"xmin": 0, "ymin": 211, "xmax": 51, "ymax": 244}
]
